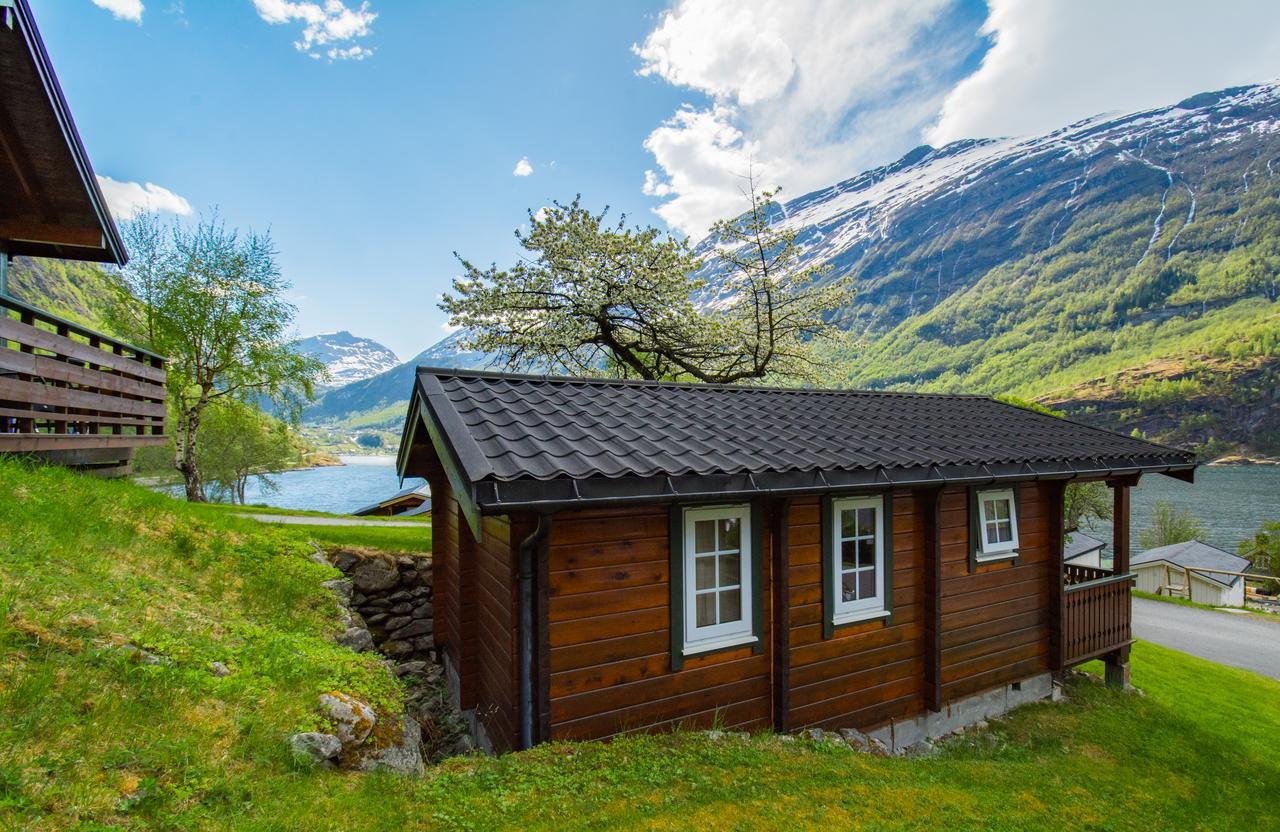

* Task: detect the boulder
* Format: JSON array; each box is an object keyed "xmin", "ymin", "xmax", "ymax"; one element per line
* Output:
[
  {"xmin": 209, "ymin": 661, "xmax": 232, "ymax": 677},
  {"xmin": 119, "ymin": 644, "xmax": 170, "ymax": 666},
  {"xmin": 393, "ymin": 660, "xmax": 429, "ymax": 677},
  {"xmin": 332, "ymin": 550, "xmax": 361, "ymax": 572},
  {"xmin": 348, "ymin": 559, "xmax": 399, "ymax": 593},
  {"xmin": 318, "ymin": 692, "xmax": 376, "ymax": 747},
  {"xmin": 383, "ymin": 615, "xmax": 412, "ymax": 633},
  {"xmin": 381, "ymin": 639, "xmax": 415, "ymax": 657},
  {"xmin": 357, "ymin": 716, "xmax": 424, "ymax": 776},
  {"xmin": 388, "ymin": 620, "xmax": 432, "ymax": 640},
  {"xmin": 320, "ymin": 578, "xmax": 353, "ymax": 604},
  {"xmin": 289, "ymin": 732, "xmax": 342, "ymax": 766},
  {"xmin": 412, "ymin": 602, "xmax": 433, "ymax": 618},
  {"xmin": 338, "ymin": 627, "xmax": 375, "ymax": 653}
]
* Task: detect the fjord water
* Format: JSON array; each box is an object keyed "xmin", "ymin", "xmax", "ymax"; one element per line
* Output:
[
  {"xmin": 240, "ymin": 455, "xmax": 424, "ymax": 515},
  {"xmin": 249, "ymin": 458, "xmax": 1278, "ymax": 555},
  {"xmin": 1089, "ymin": 465, "xmax": 1280, "ymax": 556}
]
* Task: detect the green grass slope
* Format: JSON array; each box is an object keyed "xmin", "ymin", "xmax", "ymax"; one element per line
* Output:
[{"xmin": 3, "ymin": 459, "xmax": 1278, "ymax": 830}]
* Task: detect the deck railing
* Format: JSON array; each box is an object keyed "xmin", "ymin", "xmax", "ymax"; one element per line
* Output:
[
  {"xmin": 1063, "ymin": 572, "xmax": 1134, "ymax": 666},
  {"xmin": 0, "ymin": 293, "xmax": 166, "ymax": 474},
  {"xmin": 1064, "ymin": 563, "xmax": 1113, "ymax": 586}
]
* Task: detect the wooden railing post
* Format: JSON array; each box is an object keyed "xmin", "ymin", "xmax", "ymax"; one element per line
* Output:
[{"xmin": 1105, "ymin": 478, "xmax": 1133, "ymax": 688}]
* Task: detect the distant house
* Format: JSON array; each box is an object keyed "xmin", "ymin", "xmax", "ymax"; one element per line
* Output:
[
  {"xmin": 397, "ymin": 368, "xmax": 1197, "ymax": 752},
  {"xmin": 1132, "ymin": 541, "xmax": 1252, "ymax": 607},
  {"xmin": 1064, "ymin": 532, "xmax": 1108, "ymax": 569},
  {"xmin": 351, "ymin": 482, "xmax": 430, "ymax": 517}
]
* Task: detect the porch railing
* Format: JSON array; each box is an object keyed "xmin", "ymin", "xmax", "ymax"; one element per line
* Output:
[
  {"xmin": 1063, "ymin": 572, "xmax": 1134, "ymax": 666},
  {"xmin": 0, "ymin": 293, "xmax": 166, "ymax": 474},
  {"xmin": 1064, "ymin": 563, "xmax": 1113, "ymax": 586}
]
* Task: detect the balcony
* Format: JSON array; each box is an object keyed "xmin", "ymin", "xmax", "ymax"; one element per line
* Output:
[{"xmin": 0, "ymin": 293, "xmax": 166, "ymax": 475}]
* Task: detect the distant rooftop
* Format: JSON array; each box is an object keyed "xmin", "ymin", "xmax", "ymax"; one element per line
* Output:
[{"xmin": 1133, "ymin": 540, "xmax": 1252, "ymax": 587}]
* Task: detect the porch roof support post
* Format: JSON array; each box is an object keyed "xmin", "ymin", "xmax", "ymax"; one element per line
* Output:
[
  {"xmin": 923, "ymin": 487, "xmax": 944, "ymax": 712},
  {"xmin": 770, "ymin": 498, "xmax": 792, "ymax": 733},
  {"xmin": 1105, "ymin": 478, "xmax": 1133, "ymax": 689},
  {"xmin": 1048, "ymin": 480, "xmax": 1066, "ymax": 674}
]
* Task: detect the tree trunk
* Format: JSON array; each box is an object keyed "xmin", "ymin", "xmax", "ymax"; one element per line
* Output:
[{"xmin": 174, "ymin": 398, "xmax": 208, "ymax": 502}]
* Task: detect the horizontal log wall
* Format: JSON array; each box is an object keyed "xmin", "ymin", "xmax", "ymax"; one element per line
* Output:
[
  {"xmin": 545, "ymin": 504, "xmax": 772, "ymax": 741},
  {"xmin": 939, "ymin": 483, "xmax": 1052, "ymax": 702},
  {"xmin": 786, "ymin": 494, "xmax": 927, "ymax": 731}
]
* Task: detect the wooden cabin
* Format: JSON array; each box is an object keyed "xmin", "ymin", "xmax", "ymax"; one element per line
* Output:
[
  {"xmin": 0, "ymin": 0, "xmax": 166, "ymax": 476},
  {"xmin": 397, "ymin": 368, "xmax": 1197, "ymax": 753}
]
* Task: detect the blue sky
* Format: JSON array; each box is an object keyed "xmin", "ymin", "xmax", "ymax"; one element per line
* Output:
[{"xmin": 33, "ymin": 1, "xmax": 1280, "ymax": 359}]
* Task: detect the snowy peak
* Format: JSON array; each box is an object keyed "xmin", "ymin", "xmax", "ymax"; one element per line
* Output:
[{"xmin": 294, "ymin": 331, "xmax": 400, "ymax": 388}]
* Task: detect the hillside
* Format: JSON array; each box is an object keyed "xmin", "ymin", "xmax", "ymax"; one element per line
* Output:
[
  {"xmin": 316, "ymin": 81, "xmax": 1280, "ymax": 456},
  {"xmin": 5, "ymin": 256, "xmax": 132, "ymax": 336},
  {"xmin": 4, "ymin": 457, "xmax": 1280, "ymax": 829}
]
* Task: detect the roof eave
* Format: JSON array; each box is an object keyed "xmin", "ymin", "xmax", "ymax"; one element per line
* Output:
[{"xmin": 10, "ymin": 0, "xmax": 127, "ymax": 266}]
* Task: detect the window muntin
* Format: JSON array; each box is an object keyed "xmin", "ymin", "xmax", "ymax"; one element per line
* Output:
[
  {"xmin": 831, "ymin": 496, "xmax": 887, "ymax": 623},
  {"xmin": 683, "ymin": 505, "xmax": 753, "ymax": 653},
  {"xmin": 976, "ymin": 488, "xmax": 1019, "ymax": 559}
]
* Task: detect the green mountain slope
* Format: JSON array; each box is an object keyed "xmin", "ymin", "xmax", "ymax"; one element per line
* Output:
[{"xmin": 4, "ymin": 256, "xmax": 129, "ymax": 335}]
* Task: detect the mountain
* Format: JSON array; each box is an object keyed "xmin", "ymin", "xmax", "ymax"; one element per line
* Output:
[
  {"xmin": 5, "ymin": 256, "xmax": 129, "ymax": 335},
  {"xmin": 293, "ymin": 331, "xmax": 401, "ymax": 389},
  {"xmin": 304, "ymin": 331, "xmax": 490, "ymax": 422},
  {"xmin": 311, "ymin": 81, "xmax": 1280, "ymax": 455}
]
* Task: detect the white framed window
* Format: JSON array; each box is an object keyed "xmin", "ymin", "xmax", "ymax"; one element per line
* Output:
[
  {"xmin": 682, "ymin": 504, "xmax": 754, "ymax": 655},
  {"xmin": 831, "ymin": 496, "xmax": 888, "ymax": 625},
  {"xmin": 976, "ymin": 488, "xmax": 1019, "ymax": 560}
]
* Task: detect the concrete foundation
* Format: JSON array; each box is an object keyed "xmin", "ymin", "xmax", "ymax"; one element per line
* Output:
[{"xmin": 862, "ymin": 672, "xmax": 1055, "ymax": 754}]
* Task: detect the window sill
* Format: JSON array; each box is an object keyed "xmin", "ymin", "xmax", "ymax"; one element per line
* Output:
[
  {"xmin": 975, "ymin": 549, "xmax": 1019, "ymax": 564},
  {"xmin": 831, "ymin": 608, "xmax": 891, "ymax": 628},
  {"xmin": 682, "ymin": 633, "xmax": 758, "ymax": 658}
]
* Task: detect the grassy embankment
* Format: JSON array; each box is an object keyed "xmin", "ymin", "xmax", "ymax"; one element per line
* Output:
[{"xmin": 2, "ymin": 458, "xmax": 1279, "ymax": 830}]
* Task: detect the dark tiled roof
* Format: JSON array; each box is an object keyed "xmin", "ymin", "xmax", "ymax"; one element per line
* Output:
[
  {"xmin": 1064, "ymin": 532, "xmax": 1107, "ymax": 561},
  {"xmin": 1133, "ymin": 540, "xmax": 1251, "ymax": 587},
  {"xmin": 402, "ymin": 368, "xmax": 1196, "ymax": 510}
]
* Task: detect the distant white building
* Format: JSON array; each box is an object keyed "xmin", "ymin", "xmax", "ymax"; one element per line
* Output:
[
  {"xmin": 1131, "ymin": 540, "xmax": 1252, "ymax": 607},
  {"xmin": 1064, "ymin": 532, "xmax": 1109, "ymax": 569}
]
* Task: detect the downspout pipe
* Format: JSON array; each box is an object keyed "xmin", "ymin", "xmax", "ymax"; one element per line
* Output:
[{"xmin": 518, "ymin": 512, "xmax": 552, "ymax": 750}]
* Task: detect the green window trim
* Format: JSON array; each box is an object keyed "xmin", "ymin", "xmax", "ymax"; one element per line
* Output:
[
  {"xmin": 969, "ymin": 484, "xmax": 1023, "ymax": 572},
  {"xmin": 822, "ymin": 491, "xmax": 895, "ymax": 639},
  {"xmin": 669, "ymin": 501, "xmax": 765, "ymax": 672}
]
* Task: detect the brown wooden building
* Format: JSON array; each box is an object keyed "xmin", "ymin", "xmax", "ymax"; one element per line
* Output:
[
  {"xmin": 1, "ymin": 0, "xmax": 166, "ymax": 476},
  {"xmin": 397, "ymin": 368, "xmax": 1196, "ymax": 753}
]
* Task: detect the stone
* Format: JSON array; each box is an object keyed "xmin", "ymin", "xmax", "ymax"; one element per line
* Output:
[
  {"xmin": 394, "ymin": 660, "xmax": 429, "ymax": 677},
  {"xmin": 338, "ymin": 627, "xmax": 375, "ymax": 653},
  {"xmin": 705, "ymin": 729, "xmax": 725, "ymax": 740},
  {"xmin": 357, "ymin": 716, "xmax": 425, "ymax": 776},
  {"xmin": 349, "ymin": 559, "xmax": 399, "ymax": 593},
  {"xmin": 412, "ymin": 602, "xmax": 433, "ymax": 618},
  {"xmin": 389, "ymin": 620, "xmax": 433, "ymax": 640},
  {"xmin": 411, "ymin": 586, "xmax": 431, "ymax": 598},
  {"xmin": 381, "ymin": 639, "xmax": 415, "ymax": 657},
  {"xmin": 360, "ymin": 598, "xmax": 391, "ymax": 611},
  {"xmin": 320, "ymin": 578, "xmax": 352, "ymax": 603},
  {"xmin": 119, "ymin": 644, "xmax": 170, "ymax": 666},
  {"xmin": 209, "ymin": 661, "xmax": 232, "ymax": 677},
  {"xmin": 351, "ymin": 592, "xmax": 367, "ymax": 606},
  {"xmin": 839, "ymin": 728, "xmax": 867, "ymax": 749},
  {"xmin": 307, "ymin": 546, "xmax": 330, "ymax": 567},
  {"xmin": 804, "ymin": 728, "xmax": 825, "ymax": 742},
  {"xmin": 389, "ymin": 590, "xmax": 414, "ymax": 603},
  {"xmin": 332, "ymin": 551, "xmax": 360, "ymax": 572},
  {"xmin": 400, "ymin": 570, "xmax": 418, "ymax": 585},
  {"xmin": 389, "ymin": 602, "xmax": 414, "ymax": 615},
  {"xmin": 411, "ymin": 636, "xmax": 434, "ymax": 651},
  {"xmin": 384, "ymin": 615, "xmax": 413, "ymax": 632},
  {"xmin": 289, "ymin": 732, "xmax": 342, "ymax": 767},
  {"xmin": 365, "ymin": 612, "xmax": 389, "ymax": 625},
  {"xmin": 396, "ymin": 556, "xmax": 415, "ymax": 568},
  {"xmin": 318, "ymin": 692, "xmax": 377, "ymax": 747}
]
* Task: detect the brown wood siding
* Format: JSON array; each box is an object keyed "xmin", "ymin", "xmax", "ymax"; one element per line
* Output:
[
  {"xmin": 786, "ymin": 494, "xmax": 927, "ymax": 732},
  {"xmin": 453, "ymin": 500, "xmax": 480, "ymax": 711},
  {"xmin": 939, "ymin": 483, "xmax": 1053, "ymax": 702},
  {"xmin": 473, "ymin": 515, "xmax": 518, "ymax": 752},
  {"xmin": 545, "ymin": 505, "xmax": 772, "ymax": 741}
]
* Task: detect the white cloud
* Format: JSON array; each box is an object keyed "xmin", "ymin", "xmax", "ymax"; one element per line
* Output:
[
  {"xmin": 96, "ymin": 175, "xmax": 193, "ymax": 221},
  {"xmin": 513, "ymin": 157, "xmax": 533, "ymax": 177},
  {"xmin": 90, "ymin": 0, "xmax": 144, "ymax": 23},
  {"xmin": 635, "ymin": 0, "xmax": 967, "ymax": 236},
  {"xmin": 251, "ymin": 0, "xmax": 376, "ymax": 61},
  {"xmin": 926, "ymin": 0, "xmax": 1280, "ymax": 146},
  {"xmin": 532, "ymin": 206, "xmax": 551, "ymax": 223}
]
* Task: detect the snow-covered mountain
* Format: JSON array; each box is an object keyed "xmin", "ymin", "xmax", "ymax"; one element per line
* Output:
[
  {"xmin": 308, "ymin": 80, "xmax": 1280, "ymax": 447},
  {"xmin": 293, "ymin": 331, "xmax": 401, "ymax": 389}
]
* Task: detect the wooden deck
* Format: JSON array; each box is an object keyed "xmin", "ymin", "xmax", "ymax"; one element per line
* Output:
[{"xmin": 0, "ymin": 293, "xmax": 166, "ymax": 475}]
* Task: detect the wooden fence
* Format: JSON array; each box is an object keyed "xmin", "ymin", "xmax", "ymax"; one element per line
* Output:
[{"xmin": 0, "ymin": 293, "xmax": 166, "ymax": 474}]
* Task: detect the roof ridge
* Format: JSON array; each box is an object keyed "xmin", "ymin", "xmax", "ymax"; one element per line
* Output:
[{"xmin": 414, "ymin": 365, "xmax": 991, "ymax": 400}]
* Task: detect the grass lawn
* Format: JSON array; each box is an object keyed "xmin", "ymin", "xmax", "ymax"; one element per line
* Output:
[
  {"xmin": 194, "ymin": 501, "xmax": 430, "ymax": 522},
  {"xmin": 2, "ymin": 458, "xmax": 1278, "ymax": 830}
]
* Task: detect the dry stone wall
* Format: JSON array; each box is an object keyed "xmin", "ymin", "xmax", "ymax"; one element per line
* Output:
[{"xmin": 330, "ymin": 549, "xmax": 435, "ymax": 663}]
